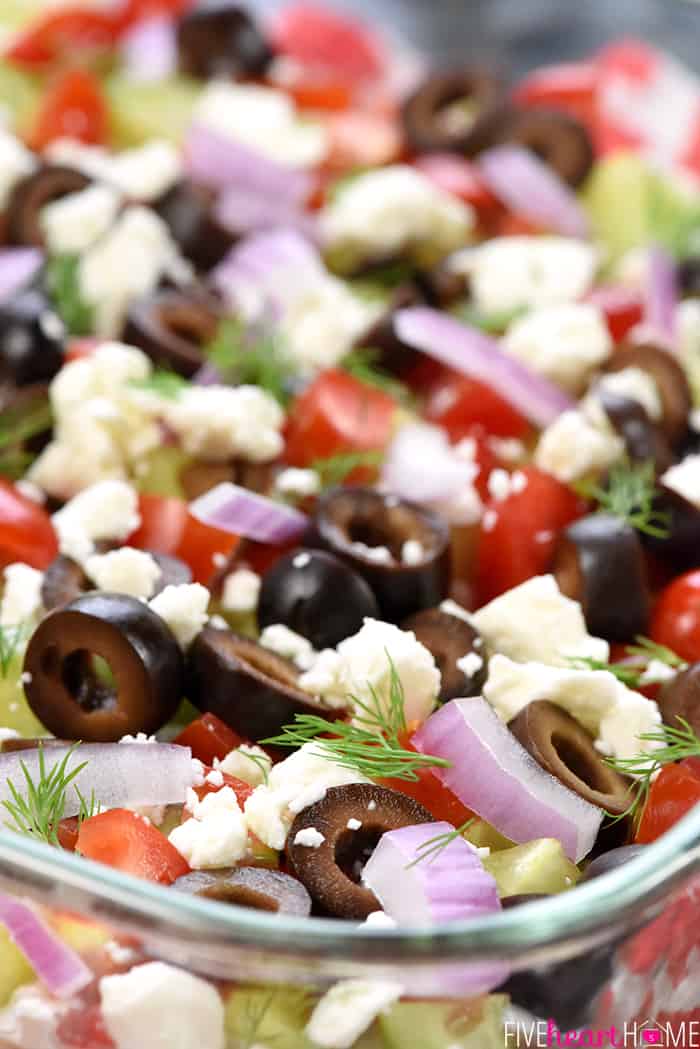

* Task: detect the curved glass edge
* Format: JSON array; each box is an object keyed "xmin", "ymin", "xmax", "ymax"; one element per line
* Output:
[{"xmin": 1, "ymin": 800, "xmax": 700, "ymax": 963}]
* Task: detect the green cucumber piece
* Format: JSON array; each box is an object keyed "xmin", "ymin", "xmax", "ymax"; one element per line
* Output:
[
  {"xmin": 0, "ymin": 61, "xmax": 40, "ymax": 135},
  {"xmin": 483, "ymin": 838, "xmax": 580, "ymax": 897},
  {"xmin": 0, "ymin": 928, "xmax": 34, "ymax": 1007},
  {"xmin": 105, "ymin": 75, "xmax": 201, "ymax": 148},
  {"xmin": 0, "ymin": 654, "xmax": 46, "ymax": 737},
  {"xmin": 224, "ymin": 986, "xmax": 316, "ymax": 1049},
  {"xmin": 379, "ymin": 995, "xmax": 508, "ymax": 1049}
]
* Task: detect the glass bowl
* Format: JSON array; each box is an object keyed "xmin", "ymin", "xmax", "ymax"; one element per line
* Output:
[{"xmin": 3, "ymin": 2, "xmax": 700, "ymax": 1046}]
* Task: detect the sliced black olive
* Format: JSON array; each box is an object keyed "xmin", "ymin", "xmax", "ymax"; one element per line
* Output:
[
  {"xmin": 123, "ymin": 289, "xmax": 222, "ymax": 377},
  {"xmin": 552, "ymin": 514, "xmax": 650, "ymax": 642},
  {"xmin": 415, "ymin": 264, "xmax": 470, "ymax": 309},
  {"xmin": 657, "ymin": 662, "xmax": 700, "ymax": 736},
  {"xmin": 352, "ymin": 284, "xmax": 423, "ymax": 378},
  {"xmin": 307, "ymin": 488, "xmax": 450, "ymax": 623},
  {"xmin": 172, "ymin": 867, "xmax": 311, "ymax": 916},
  {"xmin": 41, "ymin": 552, "xmax": 191, "ymax": 611},
  {"xmin": 581, "ymin": 845, "xmax": 647, "ymax": 882},
  {"xmin": 602, "ymin": 343, "xmax": 692, "ymax": 446},
  {"xmin": 7, "ymin": 166, "xmax": 91, "ymax": 247},
  {"xmin": 402, "ymin": 69, "xmax": 508, "ymax": 155},
  {"xmin": 596, "ymin": 388, "xmax": 673, "ymax": 473},
  {"xmin": 509, "ymin": 701, "xmax": 632, "ymax": 816},
  {"xmin": 0, "ymin": 738, "xmax": 71, "ymax": 753},
  {"xmin": 0, "ymin": 291, "xmax": 64, "ymax": 387},
  {"xmin": 150, "ymin": 553, "xmax": 192, "ymax": 592},
  {"xmin": 644, "ymin": 482, "xmax": 700, "ymax": 571},
  {"xmin": 177, "ymin": 2, "xmax": 273, "ymax": 80},
  {"xmin": 679, "ymin": 256, "xmax": 700, "ymax": 298},
  {"xmin": 258, "ymin": 549, "xmax": 379, "ymax": 650},
  {"xmin": 493, "ymin": 108, "xmax": 594, "ymax": 188},
  {"xmin": 401, "ymin": 607, "xmax": 486, "ymax": 701},
  {"xmin": 187, "ymin": 626, "xmax": 348, "ymax": 740},
  {"xmin": 23, "ymin": 592, "xmax": 184, "ymax": 742},
  {"xmin": 286, "ymin": 783, "xmax": 433, "ymax": 919},
  {"xmin": 155, "ymin": 180, "xmax": 234, "ymax": 271}
]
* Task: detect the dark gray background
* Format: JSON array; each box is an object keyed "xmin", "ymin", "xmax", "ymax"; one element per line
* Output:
[{"xmin": 252, "ymin": 0, "xmax": 700, "ymax": 76}]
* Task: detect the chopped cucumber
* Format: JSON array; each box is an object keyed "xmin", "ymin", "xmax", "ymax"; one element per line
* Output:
[
  {"xmin": 105, "ymin": 75, "xmax": 202, "ymax": 148},
  {"xmin": 134, "ymin": 446, "xmax": 188, "ymax": 499},
  {"xmin": 49, "ymin": 915, "xmax": 111, "ymax": 955},
  {"xmin": 483, "ymin": 838, "xmax": 580, "ymax": 897},
  {"xmin": 0, "ymin": 928, "xmax": 34, "ymax": 1007},
  {"xmin": 0, "ymin": 654, "xmax": 46, "ymax": 737},
  {"xmin": 464, "ymin": 819, "xmax": 514, "ymax": 853},
  {"xmin": 0, "ymin": 61, "xmax": 40, "ymax": 135},
  {"xmin": 224, "ymin": 985, "xmax": 316, "ymax": 1049},
  {"xmin": 379, "ymin": 995, "xmax": 508, "ymax": 1049}
]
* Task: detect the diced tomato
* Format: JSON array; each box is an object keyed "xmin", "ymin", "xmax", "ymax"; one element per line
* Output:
[
  {"xmin": 174, "ymin": 714, "xmax": 244, "ymax": 766},
  {"xmin": 188, "ymin": 768, "xmax": 254, "ymax": 811},
  {"xmin": 650, "ymin": 570, "xmax": 700, "ymax": 664},
  {"xmin": 270, "ymin": 3, "xmax": 385, "ymax": 84},
  {"xmin": 636, "ymin": 763, "xmax": 700, "ymax": 844},
  {"xmin": 66, "ymin": 337, "xmax": 102, "ymax": 362},
  {"xmin": 585, "ymin": 285, "xmax": 644, "ymax": 344},
  {"xmin": 0, "ymin": 479, "xmax": 58, "ymax": 570},
  {"xmin": 282, "ymin": 75, "xmax": 353, "ymax": 113},
  {"xmin": 5, "ymin": 9, "xmax": 118, "ymax": 67},
  {"xmin": 57, "ymin": 817, "xmax": 80, "ymax": 853},
  {"xmin": 425, "ymin": 370, "xmax": 531, "ymax": 442},
  {"xmin": 30, "ymin": 69, "xmax": 108, "ymax": 151},
  {"xmin": 381, "ymin": 735, "xmax": 473, "ymax": 827},
  {"xmin": 77, "ymin": 809, "xmax": 190, "ymax": 885},
  {"xmin": 513, "ymin": 61, "xmax": 598, "ymax": 127},
  {"xmin": 323, "ymin": 110, "xmax": 402, "ymax": 171},
  {"xmin": 412, "ymin": 154, "xmax": 501, "ymax": 216},
  {"xmin": 474, "ymin": 465, "xmax": 585, "ymax": 604},
  {"xmin": 284, "ymin": 369, "xmax": 397, "ymax": 469},
  {"xmin": 492, "ymin": 212, "xmax": 543, "ymax": 237},
  {"xmin": 128, "ymin": 494, "xmax": 239, "ymax": 585},
  {"xmin": 57, "ymin": 1005, "xmax": 115, "ymax": 1049}
]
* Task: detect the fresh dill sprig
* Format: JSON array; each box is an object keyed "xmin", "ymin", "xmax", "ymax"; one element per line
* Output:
[
  {"xmin": 2, "ymin": 742, "xmax": 98, "ymax": 846},
  {"xmin": 0, "ymin": 396, "xmax": 53, "ymax": 480},
  {"xmin": 46, "ymin": 254, "xmax": 93, "ymax": 336},
  {"xmin": 129, "ymin": 369, "xmax": 188, "ymax": 400},
  {"xmin": 626, "ymin": 636, "xmax": 685, "ymax": 669},
  {"xmin": 0, "ymin": 622, "xmax": 31, "ymax": 678},
  {"xmin": 205, "ymin": 318, "xmax": 295, "ymax": 405},
  {"xmin": 263, "ymin": 655, "xmax": 450, "ymax": 781},
  {"xmin": 405, "ymin": 818, "xmax": 475, "ymax": 869},
  {"xmin": 568, "ymin": 635, "xmax": 684, "ymax": 690},
  {"xmin": 311, "ymin": 449, "xmax": 383, "ymax": 489},
  {"xmin": 567, "ymin": 656, "xmax": 642, "ymax": 687},
  {"xmin": 574, "ymin": 458, "xmax": 670, "ymax": 538},
  {"xmin": 341, "ymin": 348, "xmax": 414, "ymax": 405},
  {"xmin": 455, "ymin": 302, "xmax": 525, "ymax": 334}
]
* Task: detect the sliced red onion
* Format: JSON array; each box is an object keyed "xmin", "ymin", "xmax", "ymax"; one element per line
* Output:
[
  {"xmin": 381, "ymin": 422, "xmax": 478, "ymax": 503},
  {"xmin": 214, "ymin": 184, "xmax": 319, "ymax": 241},
  {"xmin": 190, "ymin": 482, "xmax": 308, "ymax": 544},
  {"xmin": 412, "ymin": 698, "xmax": 602, "ymax": 862},
  {"xmin": 0, "ymin": 743, "xmax": 193, "ymax": 818},
  {"xmin": 394, "ymin": 307, "xmax": 573, "ymax": 428},
  {"xmin": 478, "ymin": 145, "xmax": 589, "ymax": 238},
  {"xmin": 0, "ymin": 894, "xmax": 91, "ymax": 998},
  {"xmin": 642, "ymin": 243, "xmax": 678, "ymax": 349},
  {"xmin": 191, "ymin": 360, "xmax": 223, "ymax": 386},
  {"xmin": 211, "ymin": 229, "xmax": 326, "ymax": 317},
  {"xmin": 184, "ymin": 122, "xmax": 311, "ymax": 204},
  {"xmin": 120, "ymin": 15, "xmax": 177, "ymax": 81},
  {"xmin": 0, "ymin": 248, "xmax": 43, "ymax": 305}
]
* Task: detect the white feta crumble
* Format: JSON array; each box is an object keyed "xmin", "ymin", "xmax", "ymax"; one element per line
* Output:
[
  {"xmin": 46, "ymin": 138, "xmax": 182, "ymax": 202},
  {"xmin": 51, "ymin": 480, "xmax": 141, "ymax": 563},
  {"xmin": 487, "ymin": 468, "xmax": 512, "ymax": 502},
  {"xmin": 0, "ymin": 563, "xmax": 43, "ymax": 626},
  {"xmin": 84, "ymin": 547, "xmax": 162, "ymax": 600},
  {"xmin": 0, "ymin": 728, "xmax": 20, "ymax": 743},
  {"xmin": 401, "ymin": 539, "xmax": 424, "ymax": 565},
  {"xmin": 218, "ymin": 744, "xmax": 271, "ymax": 787},
  {"xmin": 221, "ymin": 567, "xmax": 261, "ymax": 613},
  {"xmin": 503, "ymin": 303, "xmax": 612, "ymax": 394},
  {"xmin": 294, "ymin": 552, "xmax": 312, "ymax": 568},
  {"xmin": 471, "ymin": 575, "xmax": 609, "ymax": 666},
  {"xmin": 259, "ymin": 623, "xmax": 317, "ymax": 670},
  {"xmin": 351, "ymin": 542, "xmax": 393, "ymax": 564},
  {"xmin": 168, "ymin": 786, "xmax": 248, "ymax": 868},
  {"xmin": 205, "ymin": 769, "xmax": 224, "ymax": 787},
  {"xmin": 457, "ymin": 651, "xmax": 484, "ymax": 680},
  {"xmin": 100, "ymin": 962, "xmax": 225, "ymax": 1049},
  {"xmin": 450, "ymin": 236, "xmax": 598, "ymax": 314},
  {"xmin": 195, "ymin": 82, "xmax": 327, "ymax": 167},
  {"xmin": 40, "ymin": 183, "xmax": 121, "ymax": 255},
  {"xmin": 534, "ymin": 409, "xmax": 624, "ymax": 484},
  {"xmin": 321, "ymin": 164, "xmax": 472, "ymax": 271},
  {"xmin": 149, "ymin": 583, "xmax": 209, "ymax": 648},
  {"xmin": 362, "ymin": 910, "xmax": 397, "ymax": 929},
  {"xmin": 439, "ymin": 599, "xmax": 472, "ymax": 623},
  {"xmin": 0, "ymin": 986, "xmax": 64, "ymax": 1049},
  {"xmin": 484, "ymin": 653, "xmax": 663, "ymax": 763},
  {"xmin": 346, "ymin": 817, "xmax": 362, "ymax": 830},
  {"xmin": 661, "ymin": 453, "xmax": 700, "ymax": 509},
  {"xmin": 0, "ymin": 129, "xmax": 36, "ymax": 211},
  {"xmin": 294, "ymin": 827, "xmax": 325, "ymax": 847},
  {"xmin": 275, "ymin": 467, "xmax": 321, "ymax": 499},
  {"xmin": 488, "ymin": 436, "xmax": 526, "ymax": 462},
  {"xmin": 595, "ymin": 366, "xmax": 663, "ymax": 421},
  {"xmin": 298, "ymin": 618, "xmax": 440, "ymax": 727},
  {"xmin": 244, "ymin": 742, "xmax": 369, "ymax": 850},
  {"xmin": 163, "ymin": 384, "xmax": 284, "ymax": 462},
  {"xmin": 120, "ymin": 732, "xmax": 155, "ymax": 744},
  {"xmin": 306, "ymin": 980, "xmax": 403, "ymax": 1049}
]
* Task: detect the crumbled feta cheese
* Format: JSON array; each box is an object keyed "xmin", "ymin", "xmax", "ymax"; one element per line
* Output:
[
  {"xmin": 195, "ymin": 82, "xmax": 327, "ymax": 167},
  {"xmin": 85, "ymin": 547, "xmax": 161, "ymax": 599},
  {"xmin": 401, "ymin": 539, "xmax": 424, "ymax": 565},
  {"xmin": 52, "ymin": 480, "xmax": 141, "ymax": 563},
  {"xmin": 351, "ymin": 542, "xmax": 393, "ymax": 564},
  {"xmin": 346, "ymin": 817, "xmax": 362, "ymax": 830},
  {"xmin": 275, "ymin": 466, "xmax": 321, "ymax": 499},
  {"xmin": 47, "ymin": 138, "xmax": 181, "ymax": 202},
  {"xmin": 484, "ymin": 653, "xmax": 663, "ymax": 762},
  {"xmin": 0, "ymin": 563, "xmax": 43, "ymax": 626},
  {"xmin": 294, "ymin": 827, "xmax": 325, "ymax": 847},
  {"xmin": 503, "ymin": 303, "xmax": 612, "ymax": 393},
  {"xmin": 190, "ymin": 758, "xmax": 205, "ymax": 787},
  {"xmin": 221, "ymin": 568, "xmax": 261, "ymax": 613},
  {"xmin": 306, "ymin": 980, "xmax": 403, "ymax": 1049},
  {"xmin": 0, "ymin": 130, "xmax": 36, "ymax": 210},
  {"xmin": 471, "ymin": 575, "xmax": 609, "ymax": 666},
  {"xmin": 0, "ymin": 728, "xmax": 20, "ymax": 743},
  {"xmin": 457, "ymin": 651, "xmax": 483, "ymax": 680},
  {"xmin": 120, "ymin": 732, "xmax": 155, "ymax": 744},
  {"xmin": 362, "ymin": 911, "xmax": 397, "ymax": 929},
  {"xmin": 487, "ymin": 468, "xmax": 512, "ymax": 502},
  {"xmin": 595, "ymin": 366, "xmax": 663, "ymax": 421},
  {"xmin": 40, "ymin": 183, "xmax": 121, "ymax": 255},
  {"xmin": 0, "ymin": 986, "xmax": 64, "ymax": 1049},
  {"xmin": 299, "ymin": 618, "xmax": 440, "ymax": 727},
  {"xmin": 322, "ymin": 165, "xmax": 472, "ymax": 271},
  {"xmin": 439, "ymin": 599, "xmax": 472, "ymax": 623},
  {"xmin": 163, "ymin": 384, "xmax": 284, "ymax": 462},
  {"xmin": 294, "ymin": 552, "xmax": 312, "ymax": 568},
  {"xmin": 244, "ymin": 742, "xmax": 368, "ymax": 850},
  {"xmin": 205, "ymin": 769, "xmax": 224, "ymax": 787},
  {"xmin": 451, "ymin": 236, "xmax": 598, "ymax": 314},
  {"xmin": 149, "ymin": 583, "xmax": 209, "ymax": 648},
  {"xmin": 168, "ymin": 786, "xmax": 248, "ymax": 868},
  {"xmin": 259, "ymin": 623, "xmax": 317, "ymax": 670},
  {"xmin": 100, "ymin": 962, "xmax": 225, "ymax": 1049},
  {"xmin": 280, "ymin": 275, "xmax": 381, "ymax": 372},
  {"xmin": 662, "ymin": 453, "xmax": 700, "ymax": 509},
  {"xmin": 218, "ymin": 744, "xmax": 271, "ymax": 787},
  {"xmin": 488, "ymin": 437, "xmax": 526, "ymax": 462},
  {"xmin": 534, "ymin": 409, "xmax": 624, "ymax": 484}
]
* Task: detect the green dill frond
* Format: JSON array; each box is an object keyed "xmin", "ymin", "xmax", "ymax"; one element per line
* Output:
[
  {"xmin": 129, "ymin": 369, "xmax": 188, "ymax": 399},
  {"xmin": 311, "ymin": 449, "xmax": 384, "ymax": 489},
  {"xmin": 405, "ymin": 818, "xmax": 475, "ymax": 869},
  {"xmin": 575, "ymin": 458, "xmax": 670, "ymax": 538},
  {"xmin": 0, "ymin": 622, "xmax": 31, "ymax": 679},
  {"xmin": 2, "ymin": 742, "xmax": 92, "ymax": 845},
  {"xmin": 46, "ymin": 254, "xmax": 93, "ymax": 336},
  {"xmin": 341, "ymin": 348, "xmax": 414, "ymax": 405},
  {"xmin": 205, "ymin": 318, "xmax": 295, "ymax": 405}
]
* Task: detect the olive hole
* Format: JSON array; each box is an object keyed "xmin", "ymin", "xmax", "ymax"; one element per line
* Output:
[
  {"xmin": 348, "ymin": 520, "xmax": 399, "ymax": 557},
  {"xmin": 335, "ymin": 827, "xmax": 383, "ymax": 883},
  {"xmin": 552, "ymin": 733, "xmax": 601, "ymax": 791},
  {"xmin": 159, "ymin": 305, "xmax": 218, "ymax": 347},
  {"xmin": 199, "ymin": 884, "xmax": 279, "ymax": 912},
  {"xmin": 61, "ymin": 650, "xmax": 118, "ymax": 713},
  {"xmin": 237, "ymin": 644, "xmax": 298, "ymax": 689}
]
